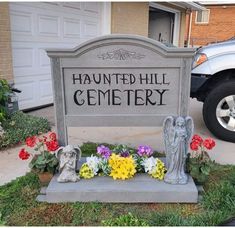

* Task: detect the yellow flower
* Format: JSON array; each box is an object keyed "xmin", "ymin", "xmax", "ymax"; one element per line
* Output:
[
  {"xmin": 151, "ymin": 159, "xmax": 166, "ymax": 180},
  {"xmin": 79, "ymin": 163, "xmax": 94, "ymax": 179},
  {"xmin": 108, "ymin": 153, "xmax": 137, "ymax": 180}
]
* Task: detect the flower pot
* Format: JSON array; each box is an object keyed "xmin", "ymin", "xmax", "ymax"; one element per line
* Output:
[{"xmin": 38, "ymin": 172, "xmax": 53, "ymax": 185}]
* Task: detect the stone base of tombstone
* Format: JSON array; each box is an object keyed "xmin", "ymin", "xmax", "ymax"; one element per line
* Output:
[{"xmin": 37, "ymin": 173, "xmax": 198, "ymax": 203}]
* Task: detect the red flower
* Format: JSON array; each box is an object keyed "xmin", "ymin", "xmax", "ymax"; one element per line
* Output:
[
  {"xmin": 25, "ymin": 136, "xmax": 37, "ymax": 147},
  {"xmin": 192, "ymin": 134, "xmax": 203, "ymax": 144},
  {"xmin": 43, "ymin": 136, "xmax": 48, "ymax": 142},
  {"xmin": 49, "ymin": 132, "xmax": 57, "ymax": 141},
  {"xmin": 46, "ymin": 140, "xmax": 59, "ymax": 152},
  {"xmin": 18, "ymin": 148, "xmax": 30, "ymax": 160},
  {"xmin": 203, "ymin": 138, "xmax": 216, "ymax": 150},
  {"xmin": 190, "ymin": 141, "xmax": 199, "ymax": 151}
]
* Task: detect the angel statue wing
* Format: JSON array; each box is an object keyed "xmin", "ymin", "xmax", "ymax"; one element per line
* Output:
[
  {"xmin": 185, "ymin": 116, "xmax": 194, "ymax": 152},
  {"xmin": 55, "ymin": 146, "xmax": 66, "ymax": 172},
  {"xmin": 73, "ymin": 146, "xmax": 82, "ymax": 171},
  {"xmin": 163, "ymin": 116, "xmax": 174, "ymax": 169},
  {"xmin": 55, "ymin": 146, "xmax": 64, "ymax": 161}
]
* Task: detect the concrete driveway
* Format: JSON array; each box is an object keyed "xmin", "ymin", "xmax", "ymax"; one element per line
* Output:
[{"xmin": 0, "ymin": 98, "xmax": 234, "ymax": 185}]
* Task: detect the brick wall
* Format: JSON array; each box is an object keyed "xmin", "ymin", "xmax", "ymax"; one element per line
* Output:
[
  {"xmin": 111, "ymin": 2, "xmax": 149, "ymax": 37},
  {"xmin": 0, "ymin": 2, "xmax": 13, "ymax": 82},
  {"xmin": 189, "ymin": 5, "xmax": 235, "ymax": 46}
]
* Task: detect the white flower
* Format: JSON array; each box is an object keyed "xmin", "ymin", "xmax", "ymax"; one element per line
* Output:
[
  {"xmin": 86, "ymin": 155, "xmax": 100, "ymax": 175},
  {"xmin": 141, "ymin": 156, "xmax": 157, "ymax": 174}
]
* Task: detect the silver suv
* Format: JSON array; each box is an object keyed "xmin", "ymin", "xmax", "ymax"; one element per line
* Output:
[{"xmin": 191, "ymin": 39, "xmax": 235, "ymax": 143}]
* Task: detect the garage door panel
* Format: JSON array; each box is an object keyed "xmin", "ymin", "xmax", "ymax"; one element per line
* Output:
[
  {"xmin": 84, "ymin": 21, "xmax": 99, "ymax": 37},
  {"xmin": 84, "ymin": 2, "xmax": 100, "ymax": 14},
  {"xmin": 15, "ymin": 81, "xmax": 35, "ymax": 103},
  {"xmin": 63, "ymin": 18, "xmax": 81, "ymax": 38},
  {"xmin": 10, "ymin": 2, "xmax": 104, "ymax": 109},
  {"xmin": 39, "ymin": 79, "xmax": 53, "ymax": 101},
  {"xmin": 10, "ymin": 10, "xmax": 33, "ymax": 35},
  {"xmin": 62, "ymin": 2, "xmax": 81, "ymax": 11},
  {"xmin": 15, "ymin": 75, "xmax": 53, "ymax": 109},
  {"xmin": 39, "ymin": 49, "xmax": 51, "ymax": 68},
  {"xmin": 12, "ymin": 48, "xmax": 34, "ymax": 69},
  {"xmin": 38, "ymin": 15, "xmax": 60, "ymax": 37}
]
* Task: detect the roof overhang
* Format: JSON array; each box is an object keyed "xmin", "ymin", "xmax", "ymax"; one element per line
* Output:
[{"xmin": 170, "ymin": 2, "xmax": 207, "ymax": 11}]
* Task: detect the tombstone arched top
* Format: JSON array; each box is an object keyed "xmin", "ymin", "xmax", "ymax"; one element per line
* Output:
[{"xmin": 46, "ymin": 34, "xmax": 195, "ymax": 58}]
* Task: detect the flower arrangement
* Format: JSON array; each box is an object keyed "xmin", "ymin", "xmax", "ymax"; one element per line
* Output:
[
  {"xmin": 18, "ymin": 132, "xmax": 59, "ymax": 174},
  {"xmin": 187, "ymin": 134, "xmax": 215, "ymax": 184},
  {"xmin": 142, "ymin": 157, "xmax": 166, "ymax": 180},
  {"xmin": 79, "ymin": 144, "xmax": 166, "ymax": 181},
  {"xmin": 109, "ymin": 153, "xmax": 137, "ymax": 180}
]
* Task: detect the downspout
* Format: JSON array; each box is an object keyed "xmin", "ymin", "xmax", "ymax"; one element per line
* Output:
[{"xmin": 187, "ymin": 9, "xmax": 193, "ymax": 47}]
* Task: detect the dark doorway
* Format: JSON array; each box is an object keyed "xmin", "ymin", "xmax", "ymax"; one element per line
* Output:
[{"xmin": 148, "ymin": 7, "xmax": 175, "ymax": 45}]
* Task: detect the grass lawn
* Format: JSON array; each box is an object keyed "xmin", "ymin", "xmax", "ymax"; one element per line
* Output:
[{"xmin": 0, "ymin": 143, "xmax": 235, "ymax": 226}]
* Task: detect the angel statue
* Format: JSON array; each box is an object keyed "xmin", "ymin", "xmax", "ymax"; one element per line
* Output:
[
  {"xmin": 56, "ymin": 145, "xmax": 81, "ymax": 183},
  {"xmin": 163, "ymin": 116, "xmax": 194, "ymax": 185}
]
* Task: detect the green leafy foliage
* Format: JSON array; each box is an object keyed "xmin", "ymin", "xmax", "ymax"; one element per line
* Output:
[
  {"xmin": 112, "ymin": 144, "xmax": 135, "ymax": 155},
  {"xmin": 0, "ymin": 79, "xmax": 11, "ymax": 122},
  {"xmin": 102, "ymin": 212, "xmax": 149, "ymax": 226},
  {"xmin": 187, "ymin": 152, "xmax": 215, "ymax": 184},
  {"xmin": 29, "ymin": 152, "xmax": 59, "ymax": 174},
  {"xmin": 0, "ymin": 111, "xmax": 51, "ymax": 149}
]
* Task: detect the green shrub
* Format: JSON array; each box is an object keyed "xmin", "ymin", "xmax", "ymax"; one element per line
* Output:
[
  {"xmin": 102, "ymin": 212, "xmax": 149, "ymax": 226},
  {"xmin": 0, "ymin": 79, "xmax": 11, "ymax": 122},
  {"xmin": 0, "ymin": 111, "xmax": 51, "ymax": 149}
]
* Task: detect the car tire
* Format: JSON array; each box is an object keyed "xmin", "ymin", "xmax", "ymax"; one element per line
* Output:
[{"xmin": 203, "ymin": 80, "xmax": 235, "ymax": 143}]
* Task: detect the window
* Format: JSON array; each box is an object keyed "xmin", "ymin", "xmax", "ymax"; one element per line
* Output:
[{"xmin": 195, "ymin": 9, "xmax": 210, "ymax": 24}]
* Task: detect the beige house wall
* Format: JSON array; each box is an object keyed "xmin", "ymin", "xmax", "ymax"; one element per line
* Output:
[
  {"xmin": 0, "ymin": 2, "xmax": 13, "ymax": 82},
  {"xmin": 111, "ymin": 2, "xmax": 187, "ymax": 47},
  {"xmin": 111, "ymin": 2, "xmax": 149, "ymax": 37}
]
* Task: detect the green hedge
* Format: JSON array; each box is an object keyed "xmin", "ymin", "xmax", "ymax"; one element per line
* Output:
[{"xmin": 0, "ymin": 111, "xmax": 51, "ymax": 149}]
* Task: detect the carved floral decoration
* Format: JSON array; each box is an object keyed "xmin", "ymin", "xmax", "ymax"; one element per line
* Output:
[{"xmin": 98, "ymin": 48, "xmax": 145, "ymax": 60}]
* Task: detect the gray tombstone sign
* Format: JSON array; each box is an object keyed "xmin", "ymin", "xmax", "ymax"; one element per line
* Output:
[{"xmin": 47, "ymin": 35, "xmax": 195, "ymax": 146}]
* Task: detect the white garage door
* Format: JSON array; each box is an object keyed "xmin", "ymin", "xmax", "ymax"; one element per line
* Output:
[{"xmin": 10, "ymin": 2, "xmax": 107, "ymax": 110}]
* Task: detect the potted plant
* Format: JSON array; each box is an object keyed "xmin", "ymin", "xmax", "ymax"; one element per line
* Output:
[
  {"xmin": 187, "ymin": 134, "xmax": 215, "ymax": 185},
  {"xmin": 18, "ymin": 132, "xmax": 59, "ymax": 184}
]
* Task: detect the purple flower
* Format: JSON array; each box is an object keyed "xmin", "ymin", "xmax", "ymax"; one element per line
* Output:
[
  {"xmin": 120, "ymin": 151, "xmax": 130, "ymax": 158},
  {"xmin": 97, "ymin": 145, "xmax": 111, "ymax": 159},
  {"xmin": 137, "ymin": 145, "xmax": 153, "ymax": 157}
]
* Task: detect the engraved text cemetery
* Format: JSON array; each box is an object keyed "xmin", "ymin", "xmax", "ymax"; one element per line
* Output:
[{"xmin": 72, "ymin": 72, "xmax": 170, "ymax": 106}]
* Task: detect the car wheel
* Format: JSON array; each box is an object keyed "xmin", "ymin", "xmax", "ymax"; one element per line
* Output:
[{"xmin": 203, "ymin": 81, "xmax": 235, "ymax": 143}]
